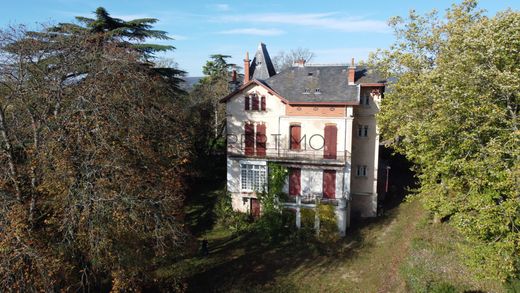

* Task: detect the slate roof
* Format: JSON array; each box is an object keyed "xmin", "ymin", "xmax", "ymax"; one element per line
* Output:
[
  {"xmin": 260, "ymin": 65, "xmax": 385, "ymax": 104},
  {"xmin": 249, "ymin": 43, "xmax": 276, "ymax": 80}
]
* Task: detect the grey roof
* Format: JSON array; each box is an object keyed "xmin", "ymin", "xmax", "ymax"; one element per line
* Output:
[
  {"xmin": 355, "ymin": 66, "xmax": 387, "ymax": 84},
  {"xmin": 261, "ymin": 65, "xmax": 385, "ymax": 104},
  {"xmin": 249, "ymin": 43, "xmax": 276, "ymax": 80}
]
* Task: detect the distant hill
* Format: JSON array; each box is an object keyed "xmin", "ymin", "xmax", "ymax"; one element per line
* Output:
[{"xmin": 180, "ymin": 76, "xmax": 203, "ymax": 91}]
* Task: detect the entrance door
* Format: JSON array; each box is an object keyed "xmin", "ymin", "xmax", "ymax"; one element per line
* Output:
[
  {"xmin": 324, "ymin": 125, "xmax": 337, "ymax": 159},
  {"xmin": 251, "ymin": 198, "xmax": 261, "ymax": 218}
]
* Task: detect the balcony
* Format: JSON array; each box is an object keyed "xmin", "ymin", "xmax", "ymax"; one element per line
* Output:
[{"xmin": 227, "ymin": 146, "xmax": 350, "ymax": 165}]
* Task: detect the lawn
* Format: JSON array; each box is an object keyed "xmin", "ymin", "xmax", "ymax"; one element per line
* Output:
[{"xmin": 161, "ymin": 196, "xmax": 505, "ymax": 292}]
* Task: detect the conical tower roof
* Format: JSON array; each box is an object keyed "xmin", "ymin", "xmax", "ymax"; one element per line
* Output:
[{"xmin": 250, "ymin": 42, "xmax": 276, "ymax": 80}]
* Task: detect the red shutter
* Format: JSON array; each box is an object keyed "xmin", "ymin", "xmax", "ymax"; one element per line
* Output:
[
  {"xmin": 252, "ymin": 94, "xmax": 259, "ymax": 110},
  {"xmin": 256, "ymin": 124, "xmax": 266, "ymax": 157},
  {"xmin": 324, "ymin": 125, "xmax": 337, "ymax": 159},
  {"xmin": 261, "ymin": 96, "xmax": 266, "ymax": 111},
  {"xmin": 323, "ymin": 170, "xmax": 336, "ymax": 199},
  {"xmin": 251, "ymin": 198, "xmax": 261, "ymax": 218},
  {"xmin": 289, "ymin": 168, "xmax": 301, "ymax": 196},
  {"xmin": 245, "ymin": 95, "xmax": 250, "ymax": 110},
  {"xmin": 290, "ymin": 125, "xmax": 301, "ymax": 150},
  {"xmin": 244, "ymin": 123, "xmax": 254, "ymax": 155}
]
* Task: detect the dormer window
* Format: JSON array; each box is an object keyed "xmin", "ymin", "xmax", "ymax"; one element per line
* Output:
[
  {"xmin": 315, "ymin": 88, "xmax": 321, "ymax": 94},
  {"xmin": 303, "ymin": 88, "xmax": 310, "ymax": 94}
]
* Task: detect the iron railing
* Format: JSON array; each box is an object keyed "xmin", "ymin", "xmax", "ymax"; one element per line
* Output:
[{"xmin": 227, "ymin": 147, "xmax": 350, "ymax": 163}]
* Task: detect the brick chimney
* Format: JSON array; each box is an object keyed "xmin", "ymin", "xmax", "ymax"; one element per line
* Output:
[
  {"xmin": 243, "ymin": 51, "xmax": 250, "ymax": 84},
  {"xmin": 348, "ymin": 57, "xmax": 356, "ymax": 85}
]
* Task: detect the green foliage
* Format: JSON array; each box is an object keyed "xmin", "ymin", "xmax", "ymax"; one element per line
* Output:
[
  {"xmin": 202, "ymin": 54, "xmax": 234, "ymax": 77},
  {"xmin": 317, "ymin": 203, "xmax": 340, "ymax": 242},
  {"xmin": 50, "ymin": 7, "xmax": 174, "ymax": 58},
  {"xmin": 214, "ymin": 192, "xmax": 251, "ymax": 233},
  {"xmin": 253, "ymin": 163, "xmax": 289, "ymax": 242},
  {"xmin": 429, "ymin": 282, "xmax": 458, "ymax": 293},
  {"xmin": 371, "ymin": 0, "xmax": 520, "ymax": 281}
]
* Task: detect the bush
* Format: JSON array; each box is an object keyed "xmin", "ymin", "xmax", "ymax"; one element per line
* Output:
[{"xmin": 214, "ymin": 192, "xmax": 250, "ymax": 233}]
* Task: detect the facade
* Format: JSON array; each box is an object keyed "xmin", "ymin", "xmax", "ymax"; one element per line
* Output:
[{"xmin": 220, "ymin": 43, "xmax": 387, "ymax": 234}]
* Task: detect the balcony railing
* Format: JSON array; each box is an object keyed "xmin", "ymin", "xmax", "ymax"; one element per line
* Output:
[
  {"xmin": 281, "ymin": 194, "xmax": 343, "ymax": 208},
  {"xmin": 227, "ymin": 146, "xmax": 350, "ymax": 163}
]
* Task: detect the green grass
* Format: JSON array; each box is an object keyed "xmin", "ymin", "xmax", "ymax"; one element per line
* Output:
[{"xmin": 174, "ymin": 197, "xmax": 506, "ymax": 292}]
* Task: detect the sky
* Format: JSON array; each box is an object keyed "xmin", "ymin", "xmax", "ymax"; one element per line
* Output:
[{"xmin": 1, "ymin": 0, "xmax": 518, "ymax": 76}]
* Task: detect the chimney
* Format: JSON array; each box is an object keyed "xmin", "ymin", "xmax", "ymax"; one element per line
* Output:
[
  {"xmin": 348, "ymin": 57, "xmax": 356, "ymax": 85},
  {"xmin": 243, "ymin": 51, "xmax": 250, "ymax": 84},
  {"xmin": 294, "ymin": 58, "xmax": 306, "ymax": 67},
  {"xmin": 231, "ymin": 65, "xmax": 237, "ymax": 82}
]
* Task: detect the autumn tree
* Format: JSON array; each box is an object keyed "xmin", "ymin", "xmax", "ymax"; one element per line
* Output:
[
  {"xmin": 371, "ymin": 0, "xmax": 519, "ymax": 281},
  {"xmin": 272, "ymin": 47, "xmax": 315, "ymax": 72},
  {"xmin": 0, "ymin": 21, "xmax": 191, "ymax": 293}
]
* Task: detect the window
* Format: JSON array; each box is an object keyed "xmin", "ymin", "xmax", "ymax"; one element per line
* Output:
[
  {"xmin": 356, "ymin": 165, "xmax": 367, "ymax": 177},
  {"xmin": 252, "ymin": 94, "xmax": 259, "ymax": 110},
  {"xmin": 323, "ymin": 170, "xmax": 336, "ymax": 199},
  {"xmin": 289, "ymin": 168, "xmax": 301, "ymax": 196},
  {"xmin": 289, "ymin": 124, "xmax": 301, "ymax": 150},
  {"xmin": 358, "ymin": 125, "xmax": 369, "ymax": 137},
  {"xmin": 241, "ymin": 163, "xmax": 267, "ymax": 192},
  {"xmin": 315, "ymin": 88, "xmax": 321, "ymax": 94},
  {"xmin": 261, "ymin": 96, "xmax": 266, "ymax": 111},
  {"xmin": 361, "ymin": 94, "xmax": 370, "ymax": 106}
]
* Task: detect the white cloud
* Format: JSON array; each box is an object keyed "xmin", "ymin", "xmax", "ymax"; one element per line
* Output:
[
  {"xmin": 217, "ymin": 13, "xmax": 389, "ymax": 33},
  {"xmin": 213, "ymin": 4, "xmax": 231, "ymax": 12},
  {"xmin": 218, "ymin": 28, "xmax": 285, "ymax": 36}
]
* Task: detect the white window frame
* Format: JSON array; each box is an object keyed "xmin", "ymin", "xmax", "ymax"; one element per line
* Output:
[
  {"xmin": 356, "ymin": 165, "xmax": 368, "ymax": 177},
  {"xmin": 240, "ymin": 161, "xmax": 267, "ymax": 192}
]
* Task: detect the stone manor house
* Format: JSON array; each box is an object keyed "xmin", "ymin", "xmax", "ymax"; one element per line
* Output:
[{"xmin": 220, "ymin": 43, "xmax": 388, "ymax": 235}]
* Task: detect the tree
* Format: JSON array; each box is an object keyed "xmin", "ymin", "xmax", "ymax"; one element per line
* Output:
[
  {"xmin": 189, "ymin": 54, "xmax": 236, "ymax": 160},
  {"xmin": 272, "ymin": 48, "xmax": 315, "ymax": 72},
  {"xmin": 0, "ymin": 22, "xmax": 191, "ymax": 293},
  {"xmin": 370, "ymin": 0, "xmax": 519, "ymax": 281},
  {"xmin": 40, "ymin": 7, "xmax": 187, "ymax": 96}
]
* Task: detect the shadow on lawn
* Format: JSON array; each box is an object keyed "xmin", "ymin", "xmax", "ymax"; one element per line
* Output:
[
  {"xmin": 186, "ymin": 210, "xmax": 400, "ymax": 293},
  {"xmin": 184, "ymin": 154, "xmax": 226, "ymax": 236}
]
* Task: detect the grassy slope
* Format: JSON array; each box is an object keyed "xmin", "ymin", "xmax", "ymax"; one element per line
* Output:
[{"xmin": 164, "ymin": 198, "xmax": 504, "ymax": 292}]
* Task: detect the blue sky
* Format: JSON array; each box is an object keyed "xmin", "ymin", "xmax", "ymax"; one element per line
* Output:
[{"xmin": 1, "ymin": 0, "xmax": 518, "ymax": 76}]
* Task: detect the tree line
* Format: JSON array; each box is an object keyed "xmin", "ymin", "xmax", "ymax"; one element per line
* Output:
[{"xmin": 371, "ymin": 0, "xmax": 519, "ymax": 283}]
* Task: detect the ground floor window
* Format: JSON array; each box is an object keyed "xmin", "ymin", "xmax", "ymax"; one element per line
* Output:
[{"xmin": 240, "ymin": 163, "xmax": 267, "ymax": 192}]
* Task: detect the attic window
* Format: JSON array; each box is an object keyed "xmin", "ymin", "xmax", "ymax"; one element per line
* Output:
[{"xmin": 315, "ymin": 88, "xmax": 321, "ymax": 94}]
